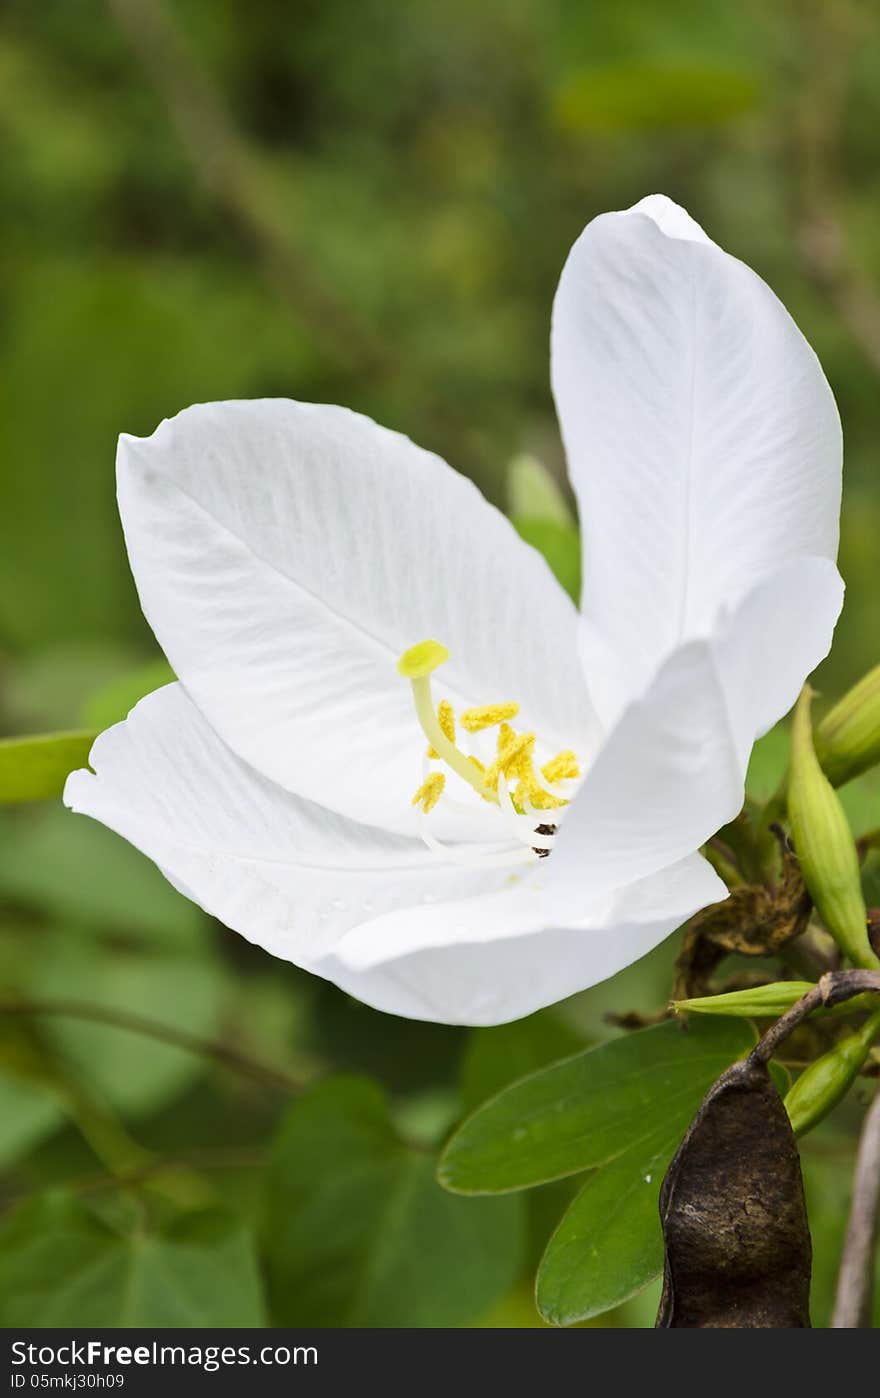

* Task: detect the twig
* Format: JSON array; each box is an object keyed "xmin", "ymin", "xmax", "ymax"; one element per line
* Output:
[
  {"xmin": 749, "ymin": 969, "xmax": 880, "ymax": 1066},
  {"xmin": 832, "ymin": 1087, "xmax": 880, "ymax": 1327},
  {"xmin": 0, "ymin": 997, "xmax": 306, "ymax": 1095}
]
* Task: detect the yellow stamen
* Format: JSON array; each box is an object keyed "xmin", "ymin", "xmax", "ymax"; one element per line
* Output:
[
  {"xmin": 398, "ymin": 639, "xmax": 450, "ymax": 679},
  {"xmin": 412, "ymin": 772, "xmax": 446, "ymax": 814},
  {"xmin": 499, "ymin": 730, "xmax": 535, "ymax": 777},
  {"xmin": 542, "ymin": 749, "xmax": 580, "ymax": 783},
  {"xmin": 396, "ymin": 639, "xmax": 581, "ymax": 826},
  {"xmin": 515, "ymin": 775, "xmax": 566, "ymax": 811},
  {"xmin": 485, "ymin": 730, "xmax": 535, "ymax": 794},
  {"xmin": 460, "ymin": 702, "xmax": 519, "ymax": 732},
  {"xmin": 426, "ymin": 699, "xmax": 456, "ymax": 758}
]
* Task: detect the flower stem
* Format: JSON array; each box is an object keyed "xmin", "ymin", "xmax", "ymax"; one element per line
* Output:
[{"xmin": 0, "ymin": 997, "xmax": 306, "ymax": 1095}]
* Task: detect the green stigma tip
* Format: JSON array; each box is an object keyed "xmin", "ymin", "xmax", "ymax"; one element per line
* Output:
[{"xmin": 397, "ymin": 639, "xmax": 450, "ymax": 679}]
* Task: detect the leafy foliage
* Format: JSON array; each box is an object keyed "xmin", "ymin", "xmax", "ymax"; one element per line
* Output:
[
  {"xmin": 0, "ymin": 1194, "xmax": 266, "ymax": 1327},
  {"xmin": 440, "ymin": 1018, "xmax": 753, "ymax": 1193},
  {"xmin": 441, "ymin": 1020, "xmax": 754, "ymax": 1324},
  {"xmin": 264, "ymin": 1077, "xmax": 524, "ymax": 1326},
  {"xmin": 0, "ymin": 0, "xmax": 879, "ymax": 1330}
]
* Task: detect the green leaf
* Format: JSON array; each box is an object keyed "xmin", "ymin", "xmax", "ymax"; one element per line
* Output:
[
  {"xmin": 534, "ymin": 1058, "xmax": 787, "ymax": 1327},
  {"xmin": 512, "ymin": 519, "xmax": 581, "ymax": 600},
  {"xmin": 536, "ymin": 1130, "xmax": 674, "ymax": 1325},
  {"xmin": 264, "ymin": 1076, "xmax": 524, "ymax": 1327},
  {"xmin": 0, "ymin": 1069, "xmax": 64, "ymax": 1166},
  {"xmin": 439, "ymin": 1017, "xmax": 753, "ymax": 1195},
  {"xmin": 555, "ymin": 62, "xmax": 759, "ymax": 133},
  {"xmin": 0, "ymin": 730, "xmax": 97, "ymax": 805},
  {"xmin": 0, "ymin": 807, "xmax": 205, "ymax": 950},
  {"xmin": 0, "ymin": 1194, "xmax": 266, "ymax": 1326},
  {"xmin": 460, "ymin": 1010, "xmax": 585, "ymax": 1115},
  {"xmin": 80, "ymin": 657, "xmax": 175, "ymax": 729}
]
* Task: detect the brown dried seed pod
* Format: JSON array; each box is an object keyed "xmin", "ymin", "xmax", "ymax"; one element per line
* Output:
[{"xmin": 656, "ymin": 1055, "xmax": 812, "ymax": 1328}]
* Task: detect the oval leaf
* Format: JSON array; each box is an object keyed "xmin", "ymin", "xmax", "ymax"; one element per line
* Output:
[
  {"xmin": 536, "ymin": 1128, "xmax": 674, "ymax": 1326},
  {"xmin": 439, "ymin": 1018, "xmax": 753, "ymax": 1195}
]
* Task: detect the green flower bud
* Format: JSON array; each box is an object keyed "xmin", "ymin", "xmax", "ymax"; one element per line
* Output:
[
  {"xmin": 788, "ymin": 687, "xmax": 878, "ymax": 970},
  {"xmin": 784, "ymin": 1007, "xmax": 880, "ymax": 1136},
  {"xmin": 814, "ymin": 663, "xmax": 880, "ymax": 788},
  {"xmin": 675, "ymin": 982, "xmax": 815, "ymax": 1018}
]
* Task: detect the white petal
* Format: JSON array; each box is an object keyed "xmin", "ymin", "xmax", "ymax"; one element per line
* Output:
[
  {"xmin": 63, "ymin": 682, "xmax": 724, "ymax": 1024},
  {"xmin": 550, "ymin": 555, "xmax": 844, "ymax": 900},
  {"xmin": 552, "ymin": 193, "xmax": 842, "ymax": 726},
  {"xmin": 63, "ymin": 684, "xmax": 508, "ymax": 966},
  {"xmin": 117, "ymin": 401, "xmax": 592, "ymax": 836},
  {"xmin": 316, "ymin": 853, "xmax": 725, "ymax": 1025}
]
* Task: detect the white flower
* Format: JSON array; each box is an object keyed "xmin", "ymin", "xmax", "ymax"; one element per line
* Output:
[{"xmin": 64, "ymin": 195, "xmax": 843, "ymax": 1025}]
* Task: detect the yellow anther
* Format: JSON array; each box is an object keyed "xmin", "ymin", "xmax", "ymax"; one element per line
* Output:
[
  {"xmin": 398, "ymin": 639, "xmax": 450, "ymax": 679},
  {"xmin": 497, "ymin": 721, "xmax": 515, "ymax": 751},
  {"xmin": 426, "ymin": 699, "xmax": 456, "ymax": 758},
  {"xmin": 412, "ymin": 772, "xmax": 446, "ymax": 814},
  {"xmin": 499, "ymin": 730, "xmax": 535, "ymax": 778},
  {"xmin": 515, "ymin": 777, "xmax": 565, "ymax": 811},
  {"xmin": 542, "ymin": 749, "xmax": 580, "ymax": 783},
  {"xmin": 460, "ymin": 702, "xmax": 520, "ymax": 733},
  {"xmin": 485, "ymin": 730, "xmax": 535, "ymax": 794}
]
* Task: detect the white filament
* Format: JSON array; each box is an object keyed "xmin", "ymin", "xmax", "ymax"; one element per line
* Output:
[{"xmin": 415, "ymin": 813, "xmax": 537, "ymax": 868}]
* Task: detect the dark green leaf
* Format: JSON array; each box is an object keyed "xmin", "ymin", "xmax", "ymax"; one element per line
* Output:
[
  {"xmin": 535, "ymin": 1048, "xmax": 794, "ymax": 1326},
  {"xmin": 0, "ymin": 1194, "xmax": 266, "ymax": 1326},
  {"xmin": 264, "ymin": 1076, "xmax": 524, "ymax": 1326},
  {"xmin": 439, "ymin": 1018, "xmax": 753, "ymax": 1195},
  {"xmin": 536, "ymin": 1130, "xmax": 673, "ymax": 1325},
  {"xmin": 0, "ymin": 731, "xmax": 97, "ymax": 805}
]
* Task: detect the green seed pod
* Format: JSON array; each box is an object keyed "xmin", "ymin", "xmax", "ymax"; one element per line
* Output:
[
  {"xmin": 788, "ymin": 687, "xmax": 878, "ymax": 970},
  {"xmin": 675, "ymin": 982, "xmax": 815, "ymax": 1018},
  {"xmin": 814, "ymin": 664, "xmax": 880, "ymax": 788},
  {"xmin": 784, "ymin": 1007, "xmax": 880, "ymax": 1136}
]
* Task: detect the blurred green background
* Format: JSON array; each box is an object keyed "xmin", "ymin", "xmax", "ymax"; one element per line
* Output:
[{"xmin": 1, "ymin": 0, "xmax": 878, "ymax": 1327}]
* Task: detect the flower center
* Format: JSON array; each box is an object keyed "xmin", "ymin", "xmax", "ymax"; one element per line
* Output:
[{"xmin": 397, "ymin": 639, "xmax": 581, "ymax": 867}]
